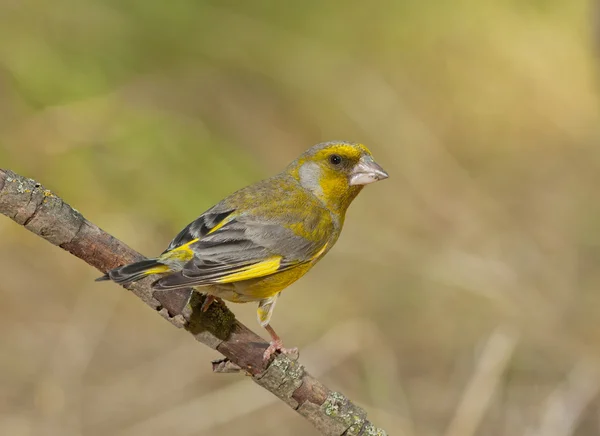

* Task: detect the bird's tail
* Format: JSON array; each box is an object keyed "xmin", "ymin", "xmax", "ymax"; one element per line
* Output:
[{"xmin": 95, "ymin": 259, "xmax": 170, "ymax": 284}]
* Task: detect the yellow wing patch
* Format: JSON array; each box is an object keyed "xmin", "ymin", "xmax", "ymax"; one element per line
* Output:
[
  {"xmin": 207, "ymin": 217, "xmax": 230, "ymax": 235},
  {"xmin": 159, "ymin": 239, "xmax": 197, "ymax": 263},
  {"xmin": 215, "ymin": 256, "xmax": 283, "ymax": 283},
  {"xmin": 160, "ymin": 212, "xmax": 235, "ymax": 263},
  {"xmin": 144, "ymin": 264, "xmax": 171, "ymax": 275},
  {"xmin": 159, "ymin": 212, "xmax": 234, "ymax": 264}
]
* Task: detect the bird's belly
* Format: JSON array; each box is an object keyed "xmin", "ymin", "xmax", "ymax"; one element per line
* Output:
[{"xmin": 207, "ymin": 263, "xmax": 315, "ymax": 303}]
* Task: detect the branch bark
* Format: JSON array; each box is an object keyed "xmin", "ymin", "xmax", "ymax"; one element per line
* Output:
[{"xmin": 0, "ymin": 168, "xmax": 387, "ymax": 436}]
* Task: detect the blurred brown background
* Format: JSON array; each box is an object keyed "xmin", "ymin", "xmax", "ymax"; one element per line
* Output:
[{"xmin": 1, "ymin": 1, "xmax": 600, "ymax": 435}]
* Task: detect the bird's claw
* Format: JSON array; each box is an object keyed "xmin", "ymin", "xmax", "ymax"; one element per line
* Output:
[
  {"xmin": 263, "ymin": 340, "xmax": 299, "ymax": 361},
  {"xmin": 200, "ymin": 295, "xmax": 222, "ymax": 312}
]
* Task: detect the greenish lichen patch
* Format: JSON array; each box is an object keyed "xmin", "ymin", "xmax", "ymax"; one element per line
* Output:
[
  {"xmin": 322, "ymin": 391, "xmax": 368, "ymax": 435},
  {"xmin": 344, "ymin": 414, "xmax": 367, "ymax": 436},
  {"xmin": 15, "ymin": 181, "xmax": 29, "ymax": 194},
  {"xmin": 268, "ymin": 354, "xmax": 304, "ymax": 381},
  {"xmin": 360, "ymin": 423, "xmax": 388, "ymax": 436},
  {"xmin": 323, "ymin": 391, "xmax": 346, "ymax": 417},
  {"xmin": 254, "ymin": 355, "xmax": 305, "ymax": 408},
  {"xmin": 185, "ymin": 293, "xmax": 236, "ymax": 341}
]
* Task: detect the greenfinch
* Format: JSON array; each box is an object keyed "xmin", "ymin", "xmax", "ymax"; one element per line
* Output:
[{"xmin": 98, "ymin": 141, "xmax": 388, "ymax": 360}]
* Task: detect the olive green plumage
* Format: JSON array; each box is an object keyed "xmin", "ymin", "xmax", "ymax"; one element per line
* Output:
[{"xmin": 98, "ymin": 141, "xmax": 388, "ymax": 359}]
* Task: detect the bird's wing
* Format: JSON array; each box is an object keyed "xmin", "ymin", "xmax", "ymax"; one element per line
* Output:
[{"xmin": 153, "ymin": 212, "xmax": 329, "ymax": 290}]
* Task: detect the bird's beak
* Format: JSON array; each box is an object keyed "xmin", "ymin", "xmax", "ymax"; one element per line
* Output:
[{"xmin": 349, "ymin": 156, "xmax": 389, "ymax": 186}]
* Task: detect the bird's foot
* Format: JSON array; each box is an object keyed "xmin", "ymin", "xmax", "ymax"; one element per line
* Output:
[
  {"xmin": 200, "ymin": 295, "xmax": 222, "ymax": 312},
  {"xmin": 263, "ymin": 339, "xmax": 299, "ymax": 361}
]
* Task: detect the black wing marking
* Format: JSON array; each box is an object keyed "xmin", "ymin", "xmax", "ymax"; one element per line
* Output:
[{"xmin": 164, "ymin": 208, "xmax": 235, "ymax": 253}]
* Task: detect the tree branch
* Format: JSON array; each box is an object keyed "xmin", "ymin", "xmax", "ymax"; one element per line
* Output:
[{"xmin": 0, "ymin": 168, "xmax": 387, "ymax": 436}]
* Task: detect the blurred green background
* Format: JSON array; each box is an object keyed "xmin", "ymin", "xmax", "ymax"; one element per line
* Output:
[{"xmin": 2, "ymin": 0, "xmax": 600, "ymax": 435}]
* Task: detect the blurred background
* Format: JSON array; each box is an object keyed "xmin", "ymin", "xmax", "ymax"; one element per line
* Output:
[{"xmin": 1, "ymin": 0, "xmax": 600, "ymax": 435}]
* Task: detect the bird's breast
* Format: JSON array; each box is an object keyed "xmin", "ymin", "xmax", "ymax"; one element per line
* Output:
[{"xmin": 209, "ymin": 261, "xmax": 317, "ymax": 302}]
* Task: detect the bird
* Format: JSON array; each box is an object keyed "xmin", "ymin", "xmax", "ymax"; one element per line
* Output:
[{"xmin": 97, "ymin": 141, "xmax": 388, "ymax": 360}]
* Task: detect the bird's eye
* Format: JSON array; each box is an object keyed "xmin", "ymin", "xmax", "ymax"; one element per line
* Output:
[{"xmin": 329, "ymin": 154, "xmax": 342, "ymax": 166}]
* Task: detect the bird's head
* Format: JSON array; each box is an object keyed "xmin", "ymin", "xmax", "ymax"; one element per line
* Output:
[{"xmin": 288, "ymin": 141, "xmax": 389, "ymax": 216}]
